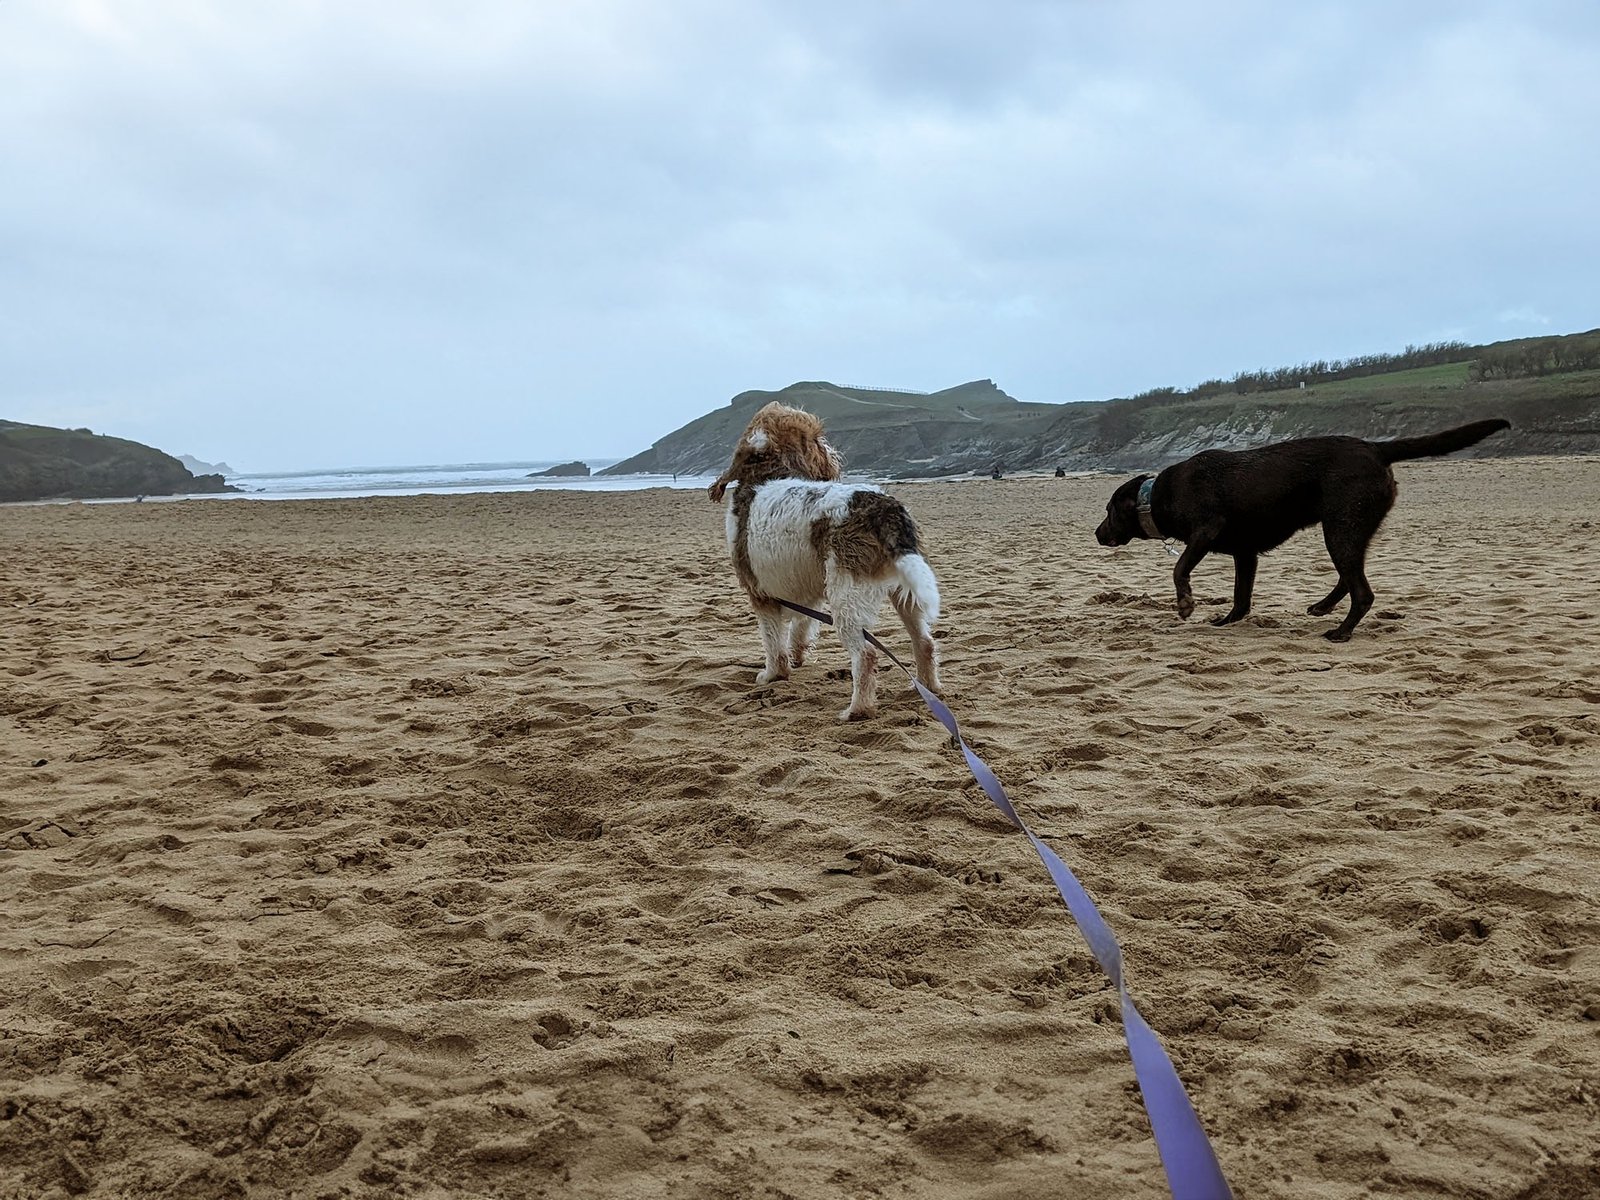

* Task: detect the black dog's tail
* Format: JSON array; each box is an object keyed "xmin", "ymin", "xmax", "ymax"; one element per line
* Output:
[{"xmin": 1372, "ymin": 418, "xmax": 1510, "ymax": 464}]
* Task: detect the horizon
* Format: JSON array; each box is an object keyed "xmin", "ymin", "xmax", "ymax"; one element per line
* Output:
[{"xmin": 5, "ymin": 2, "xmax": 1598, "ymax": 472}]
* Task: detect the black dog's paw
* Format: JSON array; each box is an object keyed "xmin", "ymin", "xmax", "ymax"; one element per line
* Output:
[
  {"xmin": 1211, "ymin": 611, "xmax": 1247, "ymax": 627},
  {"xmin": 1323, "ymin": 627, "xmax": 1353, "ymax": 643},
  {"xmin": 1307, "ymin": 602, "xmax": 1335, "ymax": 616},
  {"xmin": 1176, "ymin": 597, "xmax": 1195, "ymax": 620}
]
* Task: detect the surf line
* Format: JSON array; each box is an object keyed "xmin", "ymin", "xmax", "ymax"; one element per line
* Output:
[{"xmin": 775, "ymin": 597, "xmax": 1235, "ymax": 1200}]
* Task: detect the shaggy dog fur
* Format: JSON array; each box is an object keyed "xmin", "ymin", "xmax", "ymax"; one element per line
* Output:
[
  {"xmin": 1094, "ymin": 418, "xmax": 1510, "ymax": 641},
  {"xmin": 710, "ymin": 402, "xmax": 941, "ymax": 719}
]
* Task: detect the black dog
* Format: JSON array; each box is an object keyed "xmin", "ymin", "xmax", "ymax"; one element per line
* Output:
[{"xmin": 1094, "ymin": 419, "xmax": 1510, "ymax": 640}]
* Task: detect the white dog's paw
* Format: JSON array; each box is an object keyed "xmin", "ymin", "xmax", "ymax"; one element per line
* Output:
[
  {"xmin": 839, "ymin": 704, "xmax": 875, "ymax": 722},
  {"xmin": 755, "ymin": 667, "xmax": 789, "ymax": 685}
]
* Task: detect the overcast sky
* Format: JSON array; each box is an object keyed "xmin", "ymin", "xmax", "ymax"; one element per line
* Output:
[{"xmin": 3, "ymin": 1, "xmax": 1597, "ymax": 471}]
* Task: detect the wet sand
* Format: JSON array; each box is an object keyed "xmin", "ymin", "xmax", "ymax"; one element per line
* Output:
[{"xmin": 2, "ymin": 456, "xmax": 1597, "ymax": 1199}]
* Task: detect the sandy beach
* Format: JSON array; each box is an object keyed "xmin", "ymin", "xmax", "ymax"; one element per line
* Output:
[{"xmin": 2, "ymin": 457, "xmax": 1597, "ymax": 1199}]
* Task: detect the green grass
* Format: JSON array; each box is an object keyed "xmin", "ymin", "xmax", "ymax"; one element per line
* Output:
[{"xmin": 1301, "ymin": 361, "xmax": 1474, "ymax": 395}]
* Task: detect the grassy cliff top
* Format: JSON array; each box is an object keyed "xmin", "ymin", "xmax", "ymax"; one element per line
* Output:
[{"xmin": 725, "ymin": 379, "xmax": 1060, "ymax": 424}]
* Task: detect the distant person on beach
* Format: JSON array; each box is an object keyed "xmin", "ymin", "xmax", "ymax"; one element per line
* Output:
[
  {"xmin": 990, "ymin": 461, "xmax": 1003, "ymax": 480},
  {"xmin": 1055, "ymin": 467, "xmax": 1066, "ymax": 478}
]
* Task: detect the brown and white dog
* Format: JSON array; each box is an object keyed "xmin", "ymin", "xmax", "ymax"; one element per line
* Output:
[{"xmin": 710, "ymin": 402, "xmax": 941, "ymax": 720}]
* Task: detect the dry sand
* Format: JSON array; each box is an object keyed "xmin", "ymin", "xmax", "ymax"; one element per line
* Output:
[{"xmin": 2, "ymin": 457, "xmax": 1598, "ymax": 1200}]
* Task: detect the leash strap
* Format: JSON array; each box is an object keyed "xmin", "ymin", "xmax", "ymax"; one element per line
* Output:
[{"xmin": 776, "ymin": 598, "xmax": 1234, "ymax": 1200}]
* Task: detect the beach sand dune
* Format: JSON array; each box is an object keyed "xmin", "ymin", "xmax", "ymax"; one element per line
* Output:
[{"xmin": 2, "ymin": 457, "xmax": 1597, "ymax": 1199}]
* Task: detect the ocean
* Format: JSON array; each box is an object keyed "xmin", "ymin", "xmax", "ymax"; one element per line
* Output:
[{"xmin": 215, "ymin": 460, "xmax": 717, "ymax": 501}]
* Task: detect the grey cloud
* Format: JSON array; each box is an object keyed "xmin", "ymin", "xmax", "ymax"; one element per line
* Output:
[{"xmin": 2, "ymin": 1, "xmax": 1597, "ymax": 468}]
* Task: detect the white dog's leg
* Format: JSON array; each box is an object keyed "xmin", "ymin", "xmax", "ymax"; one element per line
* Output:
[
  {"xmin": 838, "ymin": 628, "xmax": 879, "ymax": 721},
  {"xmin": 788, "ymin": 615, "xmax": 817, "ymax": 667},
  {"xmin": 890, "ymin": 588, "xmax": 941, "ymax": 692},
  {"xmin": 828, "ymin": 568, "xmax": 886, "ymax": 721},
  {"xmin": 752, "ymin": 602, "xmax": 791, "ymax": 685}
]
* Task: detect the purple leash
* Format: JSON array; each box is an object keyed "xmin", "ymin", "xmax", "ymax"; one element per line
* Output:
[{"xmin": 777, "ymin": 598, "xmax": 1234, "ymax": 1200}]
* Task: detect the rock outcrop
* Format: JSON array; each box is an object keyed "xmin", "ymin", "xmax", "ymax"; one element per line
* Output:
[
  {"xmin": 527, "ymin": 461, "xmax": 591, "ymax": 477},
  {"xmin": 0, "ymin": 421, "xmax": 239, "ymax": 502},
  {"xmin": 177, "ymin": 453, "xmax": 236, "ymax": 476}
]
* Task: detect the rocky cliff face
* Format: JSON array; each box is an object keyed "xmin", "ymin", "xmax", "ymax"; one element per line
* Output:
[
  {"xmin": 0, "ymin": 421, "xmax": 239, "ymax": 502},
  {"xmin": 607, "ymin": 374, "xmax": 1600, "ymax": 480},
  {"xmin": 1031, "ymin": 390, "xmax": 1600, "ymax": 472}
]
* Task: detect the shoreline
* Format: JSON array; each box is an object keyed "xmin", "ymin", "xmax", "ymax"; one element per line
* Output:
[
  {"xmin": 0, "ymin": 473, "xmax": 722, "ymax": 507},
  {"xmin": 5, "ymin": 459, "xmax": 1558, "ymax": 518},
  {"xmin": 11, "ymin": 449, "xmax": 1586, "ymax": 508}
]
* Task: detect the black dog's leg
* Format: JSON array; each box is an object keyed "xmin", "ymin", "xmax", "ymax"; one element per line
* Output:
[
  {"xmin": 1307, "ymin": 581, "xmax": 1349, "ymax": 617},
  {"xmin": 1171, "ymin": 526, "xmax": 1219, "ymax": 620},
  {"xmin": 1322, "ymin": 524, "xmax": 1377, "ymax": 642},
  {"xmin": 1212, "ymin": 552, "xmax": 1257, "ymax": 625}
]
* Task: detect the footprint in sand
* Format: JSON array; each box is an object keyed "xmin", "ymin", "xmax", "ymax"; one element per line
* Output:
[
  {"xmin": 271, "ymin": 715, "xmax": 338, "ymax": 737},
  {"xmin": 753, "ymin": 887, "xmax": 807, "ymax": 906},
  {"xmin": 722, "ymin": 689, "xmax": 799, "ymax": 715},
  {"xmin": 5, "ymin": 819, "xmax": 83, "ymax": 850}
]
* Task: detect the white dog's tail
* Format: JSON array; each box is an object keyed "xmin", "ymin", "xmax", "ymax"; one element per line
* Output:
[{"xmin": 891, "ymin": 553, "xmax": 940, "ymax": 625}]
